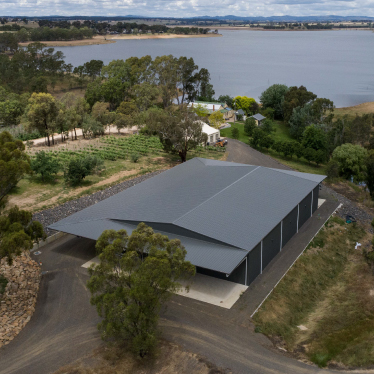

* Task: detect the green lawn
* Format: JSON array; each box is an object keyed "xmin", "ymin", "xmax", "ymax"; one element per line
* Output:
[
  {"xmin": 220, "ymin": 121, "xmax": 248, "ymax": 143},
  {"xmin": 272, "ymin": 120, "xmax": 292, "ymax": 142}
]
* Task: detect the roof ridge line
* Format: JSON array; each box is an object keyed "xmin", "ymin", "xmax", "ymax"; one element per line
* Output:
[
  {"xmin": 195, "ymin": 157, "xmax": 207, "ymax": 166},
  {"xmin": 173, "ymin": 166, "xmax": 261, "ymax": 225},
  {"xmin": 112, "ymin": 219, "xmax": 247, "ymax": 251}
]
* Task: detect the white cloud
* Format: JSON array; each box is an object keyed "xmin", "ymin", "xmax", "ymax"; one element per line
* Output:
[{"xmin": 1, "ymin": 0, "xmax": 374, "ymax": 17}]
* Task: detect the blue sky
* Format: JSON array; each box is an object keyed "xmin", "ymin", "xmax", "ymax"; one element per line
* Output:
[{"xmin": 0, "ymin": 0, "xmax": 373, "ymax": 17}]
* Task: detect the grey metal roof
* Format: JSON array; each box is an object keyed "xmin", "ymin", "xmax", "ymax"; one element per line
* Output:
[
  {"xmin": 236, "ymin": 109, "xmax": 245, "ymax": 115},
  {"xmin": 252, "ymin": 113, "xmax": 266, "ymax": 121},
  {"xmin": 49, "ymin": 158, "xmax": 326, "ymax": 275}
]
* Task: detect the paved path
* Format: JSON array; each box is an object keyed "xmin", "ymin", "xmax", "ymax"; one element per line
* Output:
[{"xmin": 0, "ymin": 140, "xmax": 368, "ymax": 374}]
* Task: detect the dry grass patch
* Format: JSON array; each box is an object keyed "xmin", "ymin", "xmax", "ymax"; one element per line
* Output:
[
  {"xmin": 335, "ymin": 101, "xmax": 374, "ymax": 120},
  {"xmin": 327, "ymin": 180, "xmax": 374, "ymax": 213},
  {"xmin": 54, "ymin": 341, "xmax": 224, "ymax": 374},
  {"xmin": 253, "ymin": 218, "xmax": 372, "ymax": 368}
]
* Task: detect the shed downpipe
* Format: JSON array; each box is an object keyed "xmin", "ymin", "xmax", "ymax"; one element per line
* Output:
[
  {"xmin": 297, "ymin": 205, "xmax": 299, "ymax": 233},
  {"xmin": 245, "ymin": 257, "xmax": 248, "ymax": 286},
  {"xmin": 280, "ymin": 220, "xmax": 283, "ymax": 251},
  {"xmin": 260, "ymin": 240, "xmax": 263, "ymax": 274},
  {"xmin": 311, "ymin": 190, "xmax": 314, "ymax": 217}
]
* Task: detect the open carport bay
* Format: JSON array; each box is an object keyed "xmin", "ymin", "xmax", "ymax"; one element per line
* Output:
[{"xmin": 177, "ymin": 273, "xmax": 247, "ymax": 308}]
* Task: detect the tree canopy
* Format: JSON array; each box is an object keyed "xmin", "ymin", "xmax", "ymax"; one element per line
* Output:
[
  {"xmin": 27, "ymin": 93, "xmax": 59, "ymax": 146},
  {"xmin": 332, "ymin": 143, "xmax": 368, "ymax": 182},
  {"xmin": 0, "ymin": 206, "xmax": 45, "ymax": 265},
  {"xmin": 283, "ymin": 86, "xmax": 317, "ymax": 123},
  {"xmin": 209, "ymin": 110, "xmax": 224, "ymax": 129},
  {"xmin": 147, "ymin": 106, "xmax": 207, "ymax": 162},
  {"xmin": 259, "ymin": 84, "xmax": 289, "ymax": 120},
  {"xmin": 87, "ymin": 224, "xmax": 195, "ymax": 357},
  {"xmin": 0, "ymin": 131, "xmax": 31, "ymax": 209},
  {"xmin": 233, "ymin": 96, "xmax": 259, "ymax": 115}
]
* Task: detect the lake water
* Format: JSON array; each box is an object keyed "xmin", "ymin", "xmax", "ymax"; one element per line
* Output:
[{"xmin": 55, "ymin": 30, "xmax": 374, "ymax": 108}]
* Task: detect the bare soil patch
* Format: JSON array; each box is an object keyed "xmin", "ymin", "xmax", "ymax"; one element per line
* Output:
[
  {"xmin": 54, "ymin": 340, "xmax": 225, "ymax": 374},
  {"xmin": 328, "ymin": 180, "xmax": 374, "ymax": 215}
]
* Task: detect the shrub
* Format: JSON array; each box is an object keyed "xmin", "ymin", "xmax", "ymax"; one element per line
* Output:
[
  {"xmin": 272, "ymin": 140, "xmax": 284, "ymax": 154},
  {"xmin": 303, "ymin": 147, "xmax": 317, "ymax": 164},
  {"xmin": 326, "ymin": 159, "xmax": 340, "ymax": 180},
  {"xmin": 311, "ymin": 352, "xmax": 331, "ymax": 368},
  {"xmin": 314, "ymin": 150, "xmax": 327, "ymax": 166},
  {"xmin": 259, "ymin": 134, "xmax": 274, "ymax": 150},
  {"xmin": 302, "ymin": 124, "xmax": 327, "ymax": 152},
  {"xmin": 283, "ymin": 141, "xmax": 296, "ymax": 158},
  {"xmin": 244, "ymin": 117, "xmax": 256, "ymax": 136},
  {"xmin": 261, "ymin": 107, "xmax": 275, "ymax": 120},
  {"xmin": 231, "ymin": 127, "xmax": 239, "ymax": 139},
  {"xmin": 332, "ymin": 143, "xmax": 368, "ymax": 182},
  {"xmin": 293, "ymin": 141, "xmax": 304, "ymax": 159},
  {"xmin": 250, "ymin": 127, "xmax": 265, "ymax": 148},
  {"xmin": 64, "ymin": 155, "xmax": 103, "ymax": 185},
  {"xmin": 261, "ymin": 119, "xmax": 275, "ymax": 134},
  {"xmin": 131, "ymin": 152, "xmax": 140, "ymax": 163},
  {"xmin": 31, "ymin": 151, "xmax": 60, "ymax": 182}
]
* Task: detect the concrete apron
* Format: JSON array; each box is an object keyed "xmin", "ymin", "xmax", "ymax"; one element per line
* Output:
[
  {"xmin": 177, "ymin": 273, "xmax": 247, "ymax": 309},
  {"xmin": 81, "ymin": 257, "xmax": 247, "ymax": 309}
]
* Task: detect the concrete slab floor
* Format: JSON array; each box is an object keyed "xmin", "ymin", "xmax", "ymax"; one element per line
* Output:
[
  {"xmin": 81, "ymin": 256, "xmax": 100, "ymax": 268},
  {"xmin": 177, "ymin": 273, "xmax": 248, "ymax": 309},
  {"xmin": 82, "ymin": 257, "xmax": 246, "ymax": 309}
]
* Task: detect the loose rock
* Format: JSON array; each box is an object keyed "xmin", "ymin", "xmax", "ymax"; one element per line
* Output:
[{"xmin": 0, "ymin": 253, "xmax": 41, "ymax": 348}]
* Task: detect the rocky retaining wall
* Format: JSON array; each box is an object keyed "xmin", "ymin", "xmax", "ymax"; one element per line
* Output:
[{"xmin": 0, "ymin": 253, "xmax": 41, "ymax": 348}]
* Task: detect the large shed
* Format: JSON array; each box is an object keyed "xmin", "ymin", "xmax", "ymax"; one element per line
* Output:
[{"xmin": 49, "ymin": 158, "xmax": 325, "ymax": 286}]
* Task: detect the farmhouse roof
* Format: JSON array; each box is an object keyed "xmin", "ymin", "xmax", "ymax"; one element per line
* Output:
[
  {"xmin": 188, "ymin": 102, "xmax": 224, "ymax": 111},
  {"xmin": 49, "ymin": 158, "xmax": 325, "ymax": 275},
  {"xmin": 251, "ymin": 113, "xmax": 266, "ymax": 121}
]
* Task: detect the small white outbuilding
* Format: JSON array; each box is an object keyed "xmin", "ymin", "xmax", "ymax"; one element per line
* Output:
[{"xmin": 202, "ymin": 123, "xmax": 220, "ymax": 145}]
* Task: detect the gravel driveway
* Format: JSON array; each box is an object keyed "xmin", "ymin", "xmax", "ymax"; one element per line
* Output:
[{"xmin": 2, "ymin": 142, "xmax": 373, "ymax": 374}]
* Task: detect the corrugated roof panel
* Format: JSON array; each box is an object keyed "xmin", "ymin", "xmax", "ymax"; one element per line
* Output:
[
  {"xmin": 174, "ymin": 167, "xmax": 321, "ymax": 250},
  {"xmin": 269, "ymin": 168, "xmax": 325, "ymax": 183},
  {"xmin": 51, "ymin": 159, "xmax": 255, "ymax": 227}
]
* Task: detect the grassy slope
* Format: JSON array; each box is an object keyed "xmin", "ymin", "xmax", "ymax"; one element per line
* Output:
[
  {"xmin": 253, "ymin": 218, "xmax": 373, "ymax": 368},
  {"xmin": 334, "ymin": 101, "xmax": 374, "ymax": 120}
]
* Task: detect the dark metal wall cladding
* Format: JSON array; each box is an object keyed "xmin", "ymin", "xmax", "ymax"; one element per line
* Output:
[
  {"xmin": 312, "ymin": 186, "xmax": 319, "ymax": 213},
  {"xmin": 298, "ymin": 192, "xmax": 312, "ymax": 228},
  {"xmin": 262, "ymin": 223, "xmax": 281, "ymax": 270},
  {"xmin": 282, "ymin": 206, "xmax": 298, "ymax": 247},
  {"xmin": 196, "ymin": 258, "xmax": 246, "ymax": 285},
  {"xmin": 247, "ymin": 243, "xmax": 261, "ymax": 285}
]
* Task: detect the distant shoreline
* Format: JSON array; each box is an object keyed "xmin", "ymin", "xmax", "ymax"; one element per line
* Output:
[
  {"xmin": 19, "ymin": 33, "xmax": 222, "ymax": 47},
  {"xmin": 178, "ymin": 25, "xmax": 373, "ymax": 32}
]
